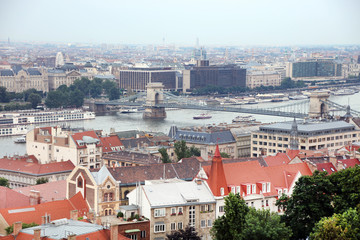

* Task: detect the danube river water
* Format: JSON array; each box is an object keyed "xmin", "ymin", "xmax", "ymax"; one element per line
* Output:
[{"xmin": 1, "ymin": 91, "xmax": 360, "ymax": 157}]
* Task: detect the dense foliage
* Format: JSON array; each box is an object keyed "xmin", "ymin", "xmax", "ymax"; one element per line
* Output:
[
  {"xmin": 276, "ymin": 166, "xmax": 360, "ymax": 239},
  {"xmin": 159, "ymin": 147, "xmax": 171, "ymax": 163},
  {"xmin": 166, "ymin": 225, "xmax": 201, "ymax": 240},
  {"xmin": 174, "ymin": 140, "xmax": 201, "ymax": 161},
  {"xmin": 0, "ymin": 177, "xmax": 10, "ymax": 187},
  {"xmin": 36, "ymin": 177, "xmax": 49, "ymax": 185}
]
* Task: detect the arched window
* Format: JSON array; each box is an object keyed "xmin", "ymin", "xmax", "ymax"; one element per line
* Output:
[
  {"xmin": 109, "ymin": 192, "xmax": 113, "ymax": 201},
  {"xmin": 104, "ymin": 193, "xmax": 108, "ymax": 202},
  {"xmin": 124, "ymin": 190, "xmax": 130, "ymax": 200},
  {"xmin": 105, "ymin": 209, "xmax": 108, "ymax": 216},
  {"xmin": 109, "ymin": 209, "xmax": 112, "ymax": 215},
  {"xmin": 77, "ymin": 177, "xmax": 83, "ymax": 188}
]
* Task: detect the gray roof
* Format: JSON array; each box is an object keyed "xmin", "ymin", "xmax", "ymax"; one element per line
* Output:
[
  {"xmin": 91, "ymin": 165, "xmax": 117, "ymax": 185},
  {"xmin": 27, "ymin": 68, "xmax": 42, "ymax": 75},
  {"xmin": 141, "ymin": 181, "xmax": 215, "ymax": 208},
  {"xmin": 171, "ymin": 129, "xmax": 235, "ymax": 145},
  {"xmin": 259, "ymin": 121, "xmax": 355, "ymax": 135},
  {"xmin": 0, "ymin": 69, "xmax": 14, "ymax": 76},
  {"xmin": 20, "ymin": 219, "xmax": 103, "ymax": 239}
]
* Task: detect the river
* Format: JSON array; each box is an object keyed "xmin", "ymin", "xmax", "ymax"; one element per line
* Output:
[{"xmin": 1, "ymin": 91, "xmax": 360, "ymax": 157}]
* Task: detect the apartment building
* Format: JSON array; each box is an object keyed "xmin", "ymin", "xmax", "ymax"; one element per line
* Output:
[
  {"xmin": 251, "ymin": 120, "xmax": 360, "ymax": 157},
  {"xmin": 128, "ymin": 179, "xmax": 216, "ymax": 240},
  {"xmin": 246, "ymin": 70, "xmax": 282, "ymax": 89}
]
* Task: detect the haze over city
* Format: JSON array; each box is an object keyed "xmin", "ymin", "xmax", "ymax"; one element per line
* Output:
[{"xmin": 1, "ymin": 0, "xmax": 360, "ymax": 46}]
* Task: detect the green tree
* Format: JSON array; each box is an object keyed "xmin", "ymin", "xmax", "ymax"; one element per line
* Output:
[
  {"xmin": 102, "ymin": 79, "xmax": 117, "ymax": 95},
  {"xmin": 109, "ymin": 87, "xmax": 121, "ymax": 100},
  {"xmin": 27, "ymin": 93, "xmax": 42, "ymax": 109},
  {"xmin": 211, "ymin": 193, "xmax": 249, "ymax": 240},
  {"xmin": 5, "ymin": 222, "xmax": 38, "ymax": 235},
  {"xmin": 45, "ymin": 91, "xmax": 65, "ymax": 108},
  {"xmin": 0, "ymin": 87, "xmax": 9, "ymax": 103},
  {"xmin": 188, "ymin": 145, "xmax": 201, "ymax": 157},
  {"xmin": 36, "ymin": 177, "xmax": 48, "ymax": 185},
  {"xmin": 166, "ymin": 225, "xmax": 201, "ymax": 240},
  {"xmin": 329, "ymin": 166, "xmax": 360, "ymax": 213},
  {"xmin": 310, "ymin": 208, "xmax": 360, "ymax": 240},
  {"xmin": 159, "ymin": 147, "xmax": 171, "ymax": 163},
  {"xmin": 23, "ymin": 88, "xmax": 38, "ymax": 101},
  {"xmin": 0, "ymin": 177, "xmax": 9, "ymax": 187},
  {"xmin": 241, "ymin": 208, "xmax": 292, "ymax": 240},
  {"xmin": 276, "ymin": 171, "xmax": 335, "ymax": 240},
  {"xmin": 174, "ymin": 140, "xmax": 189, "ymax": 161},
  {"xmin": 220, "ymin": 152, "xmax": 230, "ymax": 158},
  {"xmin": 69, "ymin": 89, "xmax": 85, "ymax": 107}
]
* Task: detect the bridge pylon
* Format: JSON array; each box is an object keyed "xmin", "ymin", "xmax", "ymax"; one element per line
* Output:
[
  {"xmin": 143, "ymin": 82, "xmax": 167, "ymax": 119},
  {"xmin": 309, "ymin": 91, "xmax": 330, "ymax": 119}
]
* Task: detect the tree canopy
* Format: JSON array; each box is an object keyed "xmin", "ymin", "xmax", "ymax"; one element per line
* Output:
[
  {"xmin": 27, "ymin": 93, "xmax": 42, "ymax": 109},
  {"xmin": 166, "ymin": 225, "xmax": 201, "ymax": 240},
  {"xmin": 36, "ymin": 177, "xmax": 48, "ymax": 185},
  {"xmin": 159, "ymin": 147, "xmax": 171, "ymax": 163},
  {"xmin": 174, "ymin": 140, "xmax": 201, "ymax": 161},
  {"xmin": 0, "ymin": 177, "xmax": 9, "ymax": 187}
]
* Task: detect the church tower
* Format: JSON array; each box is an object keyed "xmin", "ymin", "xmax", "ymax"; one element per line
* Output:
[{"xmin": 208, "ymin": 145, "xmax": 228, "ymax": 197}]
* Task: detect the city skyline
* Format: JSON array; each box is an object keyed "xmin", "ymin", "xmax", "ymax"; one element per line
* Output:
[{"xmin": 0, "ymin": 0, "xmax": 360, "ymax": 46}]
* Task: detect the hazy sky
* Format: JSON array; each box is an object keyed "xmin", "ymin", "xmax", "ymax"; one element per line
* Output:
[{"xmin": 0, "ymin": 0, "xmax": 359, "ymax": 46}]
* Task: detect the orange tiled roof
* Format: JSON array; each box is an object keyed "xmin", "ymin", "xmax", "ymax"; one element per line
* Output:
[
  {"xmin": 99, "ymin": 135, "xmax": 123, "ymax": 153},
  {"xmin": 338, "ymin": 158, "xmax": 360, "ymax": 168},
  {"xmin": 15, "ymin": 180, "xmax": 67, "ymax": 202},
  {"xmin": 0, "ymin": 192, "xmax": 88, "ymax": 226},
  {"xmin": 264, "ymin": 153, "xmax": 290, "ymax": 167},
  {"xmin": 317, "ymin": 162, "xmax": 337, "ymax": 175},
  {"xmin": 0, "ymin": 158, "xmax": 74, "ymax": 175},
  {"xmin": 0, "ymin": 186, "xmax": 30, "ymax": 209}
]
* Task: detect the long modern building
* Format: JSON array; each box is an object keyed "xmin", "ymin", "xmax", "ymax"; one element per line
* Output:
[
  {"xmin": 251, "ymin": 120, "xmax": 360, "ymax": 157},
  {"xmin": 118, "ymin": 67, "xmax": 178, "ymax": 91},
  {"xmin": 287, "ymin": 59, "xmax": 342, "ymax": 79},
  {"xmin": 182, "ymin": 63, "xmax": 246, "ymax": 92}
]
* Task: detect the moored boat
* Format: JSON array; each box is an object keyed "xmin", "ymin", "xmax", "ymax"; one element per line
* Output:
[{"xmin": 193, "ymin": 113, "xmax": 212, "ymax": 120}]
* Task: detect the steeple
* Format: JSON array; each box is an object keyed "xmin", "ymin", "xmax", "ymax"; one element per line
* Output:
[
  {"xmin": 290, "ymin": 118, "xmax": 299, "ymax": 150},
  {"xmin": 208, "ymin": 145, "xmax": 228, "ymax": 197}
]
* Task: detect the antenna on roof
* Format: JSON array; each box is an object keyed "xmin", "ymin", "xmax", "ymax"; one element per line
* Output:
[{"xmin": 163, "ymin": 165, "xmax": 166, "ymax": 180}]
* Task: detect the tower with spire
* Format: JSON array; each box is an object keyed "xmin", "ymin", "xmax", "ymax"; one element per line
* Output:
[
  {"xmin": 289, "ymin": 118, "xmax": 299, "ymax": 150},
  {"xmin": 208, "ymin": 144, "xmax": 228, "ymax": 197}
]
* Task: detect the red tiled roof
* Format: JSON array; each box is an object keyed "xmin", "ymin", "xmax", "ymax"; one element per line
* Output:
[
  {"xmin": 0, "ymin": 158, "xmax": 74, "ymax": 175},
  {"xmin": 0, "ymin": 186, "xmax": 30, "ymax": 209},
  {"xmin": 0, "ymin": 192, "xmax": 88, "ymax": 226},
  {"xmin": 99, "ymin": 135, "xmax": 124, "ymax": 153},
  {"xmin": 71, "ymin": 131, "xmax": 102, "ymax": 149},
  {"xmin": 286, "ymin": 149, "xmax": 300, "ymax": 159},
  {"xmin": 264, "ymin": 153, "xmax": 290, "ymax": 167},
  {"xmin": 207, "ymin": 145, "xmax": 228, "ymax": 197},
  {"xmin": 14, "ymin": 180, "xmax": 67, "ymax": 202},
  {"xmin": 317, "ymin": 162, "xmax": 337, "ymax": 175},
  {"xmin": 338, "ymin": 158, "xmax": 360, "ymax": 169},
  {"xmin": 264, "ymin": 162, "xmax": 312, "ymax": 189}
]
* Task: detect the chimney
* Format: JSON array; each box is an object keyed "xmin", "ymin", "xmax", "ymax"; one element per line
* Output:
[
  {"xmin": 34, "ymin": 228, "xmax": 41, "ymax": 240},
  {"xmin": 110, "ymin": 225, "xmax": 118, "ymax": 240},
  {"xmin": 41, "ymin": 216, "xmax": 47, "ymax": 225},
  {"xmin": 67, "ymin": 234, "xmax": 77, "ymax": 240},
  {"xmin": 13, "ymin": 222, "xmax": 22, "ymax": 235},
  {"xmin": 70, "ymin": 210, "xmax": 78, "ymax": 220},
  {"xmin": 29, "ymin": 190, "xmax": 41, "ymax": 205},
  {"xmin": 112, "ymin": 162, "xmax": 115, "ymax": 171}
]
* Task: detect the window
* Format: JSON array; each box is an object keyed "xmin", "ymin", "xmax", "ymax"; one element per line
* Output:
[
  {"xmin": 178, "ymin": 207, "xmax": 183, "ymax": 214},
  {"xmin": 154, "ymin": 223, "xmax": 165, "ymax": 233},
  {"xmin": 283, "ymin": 189, "xmax": 288, "ymax": 194},
  {"xmin": 207, "ymin": 205, "xmax": 212, "ymax": 212},
  {"xmin": 220, "ymin": 187, "xmax": 224, "ymax": 196},
  {"xmin": 201, "ymin": 220, "xmax": 206, "ymax": 228},
  {"xmin": 252, "ymin": 184, "xmax": 256, "ymax": 194},
  {"xmin": 278, "ymin": 189, "xmax": 282, "ymax": 195},
  {"xmin": 178, "ymin": 222, "xmax": 183, "ymax": 230},
  {"xmin": 219, "ymin": 206, "xmax": 225, "ymax": 212},
  {"xmin": 154, "ymin": 208, "xmax": 165, "ymax": 217},
  {"xmin": 170, "ymin": 222, "xmax": 176, "ymax": 231},
  {"xmin": 140, "ymin": 231, "xmax": 146, "ymax": 238},
  {"xmin": 231, "ymin": 186, "xmax": 235, "ymax": 193},
  {"xmin": 236, "ymin": 186, "xmax": 240, "ymax": 193},
  {"xmin": 267, "ymin": 182, "xmax": 271, "ymax": 192},
  {"xmin": 77, "ymin": 177, "xmax": 83, "ymax": 188},
  {"xmin": 128, "ymin": 235, "xmax": 137, "ymax": 240},
  {"xmin": 201, "ymin": 205, "xmax": 206, "ymax": 212},
  {"xmin": 189, "ymin": 206, "xmax": 195, "ymax": 227},
  {"xmin": 262, "ymin": 183, "xmax": 266, "ymax": 193},
  {"xmin": 247, "ymin": 185, "xmax": 251, "ymax": 194},
  {"xmin": 266, "ymin": 200, "xmax": 269, "ymax": 206},
  {"xmin": 171, "ymin": 208, "xmax": 176, "ymax": 215},
  {"xmin": 208, "ymin": 219, "xmax": 213, "ymax": 227}
]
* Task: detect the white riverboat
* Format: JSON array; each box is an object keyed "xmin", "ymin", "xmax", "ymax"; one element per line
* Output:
[
  {"xmin": 0, "ymin": 109, "xmax": 95, "ymax": 134},
  {"xmin": 0, "ymin": 125, "xmax": 28, "ymax": 137}
]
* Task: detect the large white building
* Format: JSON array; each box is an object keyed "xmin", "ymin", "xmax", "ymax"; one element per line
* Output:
[
  {"xmin": 246, "ymin": 70, "xmax": 282, "ymax": 89},
  {"xmin": 26, "ymin": 127, "xmax": 102, "ymax": 169}
]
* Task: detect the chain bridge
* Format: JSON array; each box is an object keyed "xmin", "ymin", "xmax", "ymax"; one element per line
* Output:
[{"xmin": 92, "ymin": 83, "xmax": 357, "ymax": 119}]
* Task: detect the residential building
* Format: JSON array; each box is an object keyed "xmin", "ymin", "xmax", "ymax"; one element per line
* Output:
[
  {"xmin": 103, "ymin": 151, "xmax": 161, "ymax": 168},
  {"xmin": 169, "ymin": 125, "xmax": 237, "ymax": 160},
  {"xmin": 0, "ymin": 192, "xmax": 88, "ymax": 235},
  {"xmin": 286, "ymin": 60, "xmax": 342, "ymax": 80},
  {"xmin": 26, "ymin": 127, "xmax": 102, "ymax": 168},
  {"xmin": 67, "ymin": 165, "xmax": 121, "ymax": 216},
  {"xmin": 197, "ymin": 145, "xmax": 312, "ymax": 217},
  {"xmin": 100, "ymin": 135, "xmax": 124, "ymax": 154},
  {"xmin": 0, "ymin": 155, "xmax": 74, "ymax": 188},
  {"xmin": 128, "ymin": 179, "xmax": 216, "ymax": 240},
  {"xmin": 246, "ymin": 71, "xmax": 282, "ymax": 89},
  {"xmin": 0, "ymin": 67, "xmax": 48, "ymax": 92},
  {"xmin": 251, "ymin": 120, "xmax": 360, "ymax": 157},
  {"xmin": 182, "ymin": 62, "xmax": 246, "ymax": 92},
  {"xmin": 118, "ymin": 67, "xmax": 177, "ymax": 91}
]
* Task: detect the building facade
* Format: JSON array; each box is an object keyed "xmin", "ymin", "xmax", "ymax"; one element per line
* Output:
[
  {"xmin": 246, "ymin": 71, "xmax": 282, "ymax": 89},
  {"xmin": 287, "ymin": 60, "xmax": 342, "ymax": 80},
  {"xmin": 118, "ymin": 68, "xmax": 177, "ymax": 91},
  {"xmin": 251, "ymin": 120, "xmax": 360, "ymax": 157},
  {"xmin": 182, "ymin": 65, "xmax": 246, "ymax": 92}
]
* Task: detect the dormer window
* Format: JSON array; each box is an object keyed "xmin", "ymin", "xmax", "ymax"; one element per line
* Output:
[
  {"xmin": 252, "ymin": 184, "xmax": 256, "ymax": 194},
  {"xmin": 77, "ymin": 177, "xmax": 83, "ymax": 188},
  {"xmin": 283, "ymin": 189, "xmax": 288, "ymax": 195},
  {"xmin": 236, "ymin": 186, "xmax": 240, "ymax": 193},
  {"xmin": 246, "ymin": 185, "xmax": 251, "ymax": 195},
  {"xmin": 231, "ymin": 187, "xmax": 235, "ymax": 194},
  {"xmin": 267, "ymin": 182, "xmax": 271, "ymax": 192},
  {"xmin": 220, "ymin": 188, "xmax": 224, "ymax": 196},
  {"xmin": 262, "ymin": 183, "xmax": 266, "ymax": 193},
  {"xmin": 278, "ymin": 189, "xmax": 282, "ymax": 196}
]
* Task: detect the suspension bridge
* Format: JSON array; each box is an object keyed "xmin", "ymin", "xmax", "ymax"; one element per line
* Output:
[{"xmin": 90, "ymin": 83, "xmax": 357, "ymax": 119}]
